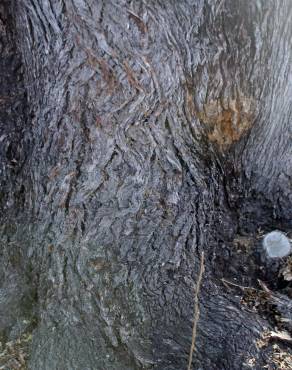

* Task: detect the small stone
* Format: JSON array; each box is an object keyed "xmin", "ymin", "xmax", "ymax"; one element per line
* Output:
[{"xmin": 263, "ymin": 231, "xmax": 291, "ymax": 258}]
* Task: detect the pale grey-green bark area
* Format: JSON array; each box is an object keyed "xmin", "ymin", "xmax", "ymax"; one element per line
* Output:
[{"xmin": 0, "ymin": 0, "xmax": 291, "ymax": 369}]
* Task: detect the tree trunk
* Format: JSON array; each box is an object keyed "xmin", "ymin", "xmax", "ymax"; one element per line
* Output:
[{"xmin": 1, "ymin": 0, "xmax": 291, "ymax": 369}]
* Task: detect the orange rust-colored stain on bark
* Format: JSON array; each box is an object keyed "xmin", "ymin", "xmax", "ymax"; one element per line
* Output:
[
  {"xmin": 186, "ymin": 87, "xmax": 196, "ymax": 117},
  {"xmin": 48, "ymin": 244, "xmax": 54, "ymax": 253},
  {"xmin": 48, "ymin": 165, "xmax": 61, "ymax": 180},
  {"xmin": 127, "ymin": 11, "xmax": 147, "ymax": 34},
  {"xmin": 84, "ymin": 47, "xmax": 117, "ymax": 94},
  {"xmin": 96, "ymin": 58, "xmax": 117, "ymax": 94},
  {"xmin": 123, "ymin": 61, "xmax": 145, "ymax": 92},
  {"xmin": 89, "ymin": 258, "xmax": 109, "ymax": 272},
  {"xmin": 95, "ymin": 116, "xmax": 102, "ymax": 126},
  {"xmin": 197, "ymin": 96, "xmax": 255, "ymax": 150}
]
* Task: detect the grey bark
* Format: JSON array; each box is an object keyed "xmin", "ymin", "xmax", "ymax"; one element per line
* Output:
[{"xmin": 0, "ymin": 0, "xmax": 292, "ymax": 369}]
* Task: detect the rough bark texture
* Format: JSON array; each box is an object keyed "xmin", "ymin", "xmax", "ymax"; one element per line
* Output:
[{"xmin": 0, "ymin": 0, "xmax": 292, "ymax": 369}]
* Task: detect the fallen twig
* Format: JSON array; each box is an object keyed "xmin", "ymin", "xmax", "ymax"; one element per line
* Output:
[{"xmin": 187, "ymin": 251, "xmax": 205, "ymax": 370}]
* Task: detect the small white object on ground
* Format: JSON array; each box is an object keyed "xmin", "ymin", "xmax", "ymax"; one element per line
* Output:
[{"xmin": 263, "ymin": 231, "xmax": 291, "ymax": 258}]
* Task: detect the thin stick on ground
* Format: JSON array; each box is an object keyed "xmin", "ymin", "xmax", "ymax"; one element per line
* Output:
[{"xmin": 187, "ymin": 251, "xmax": 205, "ymax": 370}]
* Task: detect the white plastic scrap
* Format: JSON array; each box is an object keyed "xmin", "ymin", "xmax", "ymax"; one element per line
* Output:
[{"xmin": 263, "ymin": 231, "xmax": 291, "ymax": 258}]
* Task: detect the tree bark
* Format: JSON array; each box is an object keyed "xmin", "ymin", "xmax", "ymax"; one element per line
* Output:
[{"xmin": 1, "ymin": 0, "xmax": 292, "ymax": 369}]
